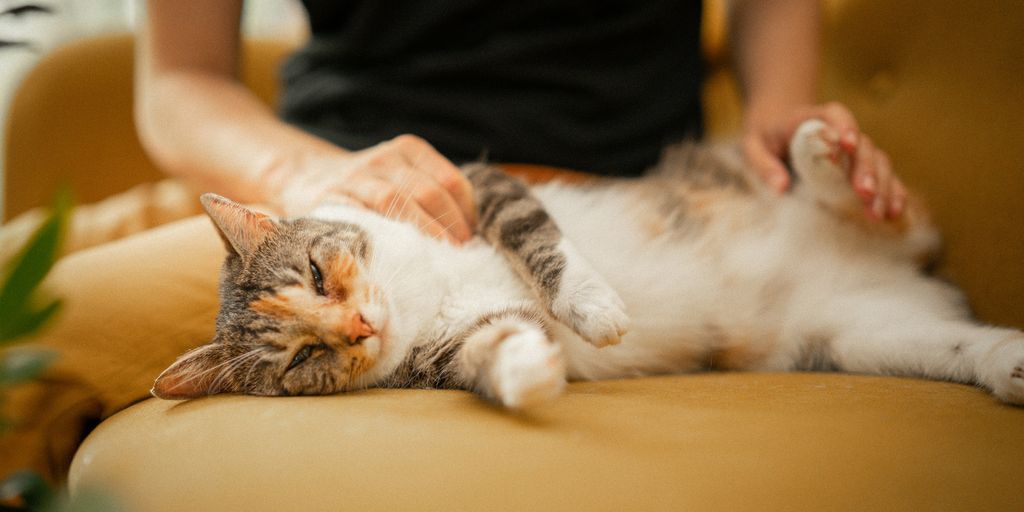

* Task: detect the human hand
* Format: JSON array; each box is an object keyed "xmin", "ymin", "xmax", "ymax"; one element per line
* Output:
[
  {"xmin": 274, "ymin": 134, "xmax": 476, "ymax": 243},
  {"xmin": 743, "ymin": 102, "xmax": 906, "ymax": 220}
]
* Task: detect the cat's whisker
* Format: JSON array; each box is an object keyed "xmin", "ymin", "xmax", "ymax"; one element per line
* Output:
[
  {"xmin": 381, "ymin": 209, "xmax": 461, "ymax": 290},
  {"xmin": 376, "ymin": 212, "xmax": 462, "ymax": 289},
  {"xmin": 242, "ymin": 356, "xmax": 261, "ymax": 389},
  {"xmin": 348, "ymin": 368, "xmax": 356, "ymax": 389},
  {"xmin": 389, "ymin": 173, "xmax": 419, "ymax": 223},
  {"xmin": 178, "ymin": 350, "xmax": 250, "ymax": 383},
  {"xmin": 208, "ymin": 348, "xmax": 265, "ymax": 391},
  {"xmin": 423, "ymin": 208, "xmax": 459, "ymax": 236},
  {"xmin": 435, "ymin": 213, "xmax": 464, "ymax": 239},
  {"xmin": 383, "ymin": 172, "xmax": 416, "ymax": 221},
  {"xmin": 379, "ymin": 251, "xmax": 421, "ymax": 290},
  {"xmin": 382, "ymin": 172, "xmax": 409, "ymax": 219},
  {"xmin": 173, "ymin": 346, "xmax": 264, "ymax": 392}
]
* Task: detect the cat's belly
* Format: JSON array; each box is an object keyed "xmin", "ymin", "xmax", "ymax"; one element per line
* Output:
[{"xmin": 533, "ymin": 184, "xmax": 797, "ymax": 378}]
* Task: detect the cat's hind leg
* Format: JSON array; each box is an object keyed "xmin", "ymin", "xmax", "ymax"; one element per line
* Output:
[
  {"xmin": 788, "ymin": 120, "xmax": 941, "ymax": 265},
  {"xmin": 788, "ymin": 119, "xmax": 861, "ymax": 213},
  {"xmin": 982, "ymin": 335, "xmax": 1024, "ymax": 404},
  {"xmin": 455, "ymin": 309, "xmax": 567, "ymax": 409},
  {"xmin": 790, "ymin": 286, "xmax": 1024, "ymax": 405},
  {"xmin": 830, "ymin": 321, "xmax": 1024, "ymax": 405}
]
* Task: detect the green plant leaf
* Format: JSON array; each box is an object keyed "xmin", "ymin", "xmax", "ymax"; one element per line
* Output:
[
  {"xmin": 0, "ymin": 298, "xmax": 62, "ymax": 345},
  {"xmin": 0, "ymin": 470, "xmax": 55, "ymax": 510},
  {"xmin": 43, "ymin": 487, "xmax": 122, "ymax": 512},
  {"xmin": 0, "ymin": 348, "xmax": 58, "ymax": 387},
  {"xmin": 0, "ymin": 188, "xmax": 71, "ymax": 345}
]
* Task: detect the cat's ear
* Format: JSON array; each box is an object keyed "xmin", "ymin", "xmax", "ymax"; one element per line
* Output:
[
  {"xmin": 151, "ymin": 343, "xmax": 239, "ymax": 399},
  {"xmin": 200, "ymin": 193, "xmax": 280, "ymax": 258}
]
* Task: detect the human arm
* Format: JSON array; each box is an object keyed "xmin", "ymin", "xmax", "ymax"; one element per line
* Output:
[
  {"xmin": 729, "ymin": 0, "xmax": 905, "ymax": 219},
  {"xmin": 135, "ymin": 0, "xmax": 475, "ymax": 241}
]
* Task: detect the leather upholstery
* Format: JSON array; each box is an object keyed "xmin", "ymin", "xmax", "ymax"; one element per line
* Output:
[{"xmin": 69, "ymin": 375, "xmax": 1024, "ymax": 511}]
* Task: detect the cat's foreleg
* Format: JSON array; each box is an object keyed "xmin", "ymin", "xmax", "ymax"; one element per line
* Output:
[
  {"xmin": 453, "ymin": 310, "xmax": 567, "ymax": 409},
  {"xmin": 462, "ymin": 164, "xmax": 629, "ymax": 347}
]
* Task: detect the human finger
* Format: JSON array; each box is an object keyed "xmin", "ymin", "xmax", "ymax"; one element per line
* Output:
[
  {"xmin": 340, "ymin": 141, "xmax": 467, "ymax": 242},
  {"xmin": 850, "ymin": 134, "xmax": 878, "ymax": 205},
  {"xmin": 870, "ymin": 150, "xmax": 900, "ymax": 219},
  {"xmin": 743, "ymin": 133, "xmax": 791, "ymax": 193},
  {"xmin": 817, "ymin": 102, "xmax": 861, "ymax": 153},
  {"xmin": 404, "ymin": 173, "xmax": 474, "ymax": 242},
  {"xmin": 354, "ymin": 175, "xmax": 463, "ymax": 243},
  {"xmin": 889, "ymin": 174, "xmax": 907, "ymax": 219},
  {"xmin": 390, "ymin": 135, "xmax": 477, "ymax": 230},
  {"xmin": 399, "ymin": 198, "xmax": 464, "ymax": 243},
  {"xmin": 863, "ymin": 140, "xmax": 891, "ymax": 220}
]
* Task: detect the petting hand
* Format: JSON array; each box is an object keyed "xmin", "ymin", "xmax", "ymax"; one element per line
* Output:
[
  {"xmin": 742, "ymin": 102, "xmax": 906, "ymax": 220},
  {"xmin": 274, "ymin": 134, "xmax": 477, "ymax": 243}
]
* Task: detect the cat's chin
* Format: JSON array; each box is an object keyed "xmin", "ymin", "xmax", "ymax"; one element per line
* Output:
[
  {"xmin": 349, "ymin": 331, "xmax": 399, "ymax": 388},
  {"xmin": 364, "ymin": 335, "xmax": 383, "ymax": 361}
]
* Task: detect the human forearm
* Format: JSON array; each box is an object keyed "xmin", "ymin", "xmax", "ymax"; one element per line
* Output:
[
  {"xmin": 728, "ymin": 0, "xmax": 905, "ymax": 219},
  {"xmin": 729, "ymin": 0, "xmax": 821, "ymax": 123},
  {"xmin": 135, "ymin": 0, "xmax": 342, "ymax": 205},
  {"xmin": 136, "ymin": 0, "xmax": 475, "ymax": 239},
  {"xmin": 135, "ymin": 67, "xmax": 344, "ymax": 206}
]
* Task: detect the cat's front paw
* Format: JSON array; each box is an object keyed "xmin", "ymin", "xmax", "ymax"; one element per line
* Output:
[
  {"xmin": 982, "ymin": 335, "xmax": 1024, "ymax": 406},
  {"xmin": 552, "ymin": 276, "xmax": 630, "ymax": 348},
  {"xmin": 551, "ymin": 245, "xmax": 630, "ymax": 347},
  {"xmin": 491, "ymin": 328, "xmax": 566, "ymax": 410}
]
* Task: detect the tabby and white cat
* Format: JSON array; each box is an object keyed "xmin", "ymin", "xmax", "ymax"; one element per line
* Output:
[{"xmin": 152, "ymin": 120, "xmax": 1024, "ymax": 408}]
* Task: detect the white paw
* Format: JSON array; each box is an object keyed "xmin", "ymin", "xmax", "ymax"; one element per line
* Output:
[
  {"xmin": 492, "ymin": 328, "xmax": 566, "ymax": 410},
  {"xmin": 983, "ymin": 336, "xmax": 1024, "ymax": 406},
  {"xmin": 789, "ymin": 119, "xmax": 849, "ymax": 182},
  {"xmin": 551, "ymin": 242, "xmax": 630, "ymax": 347}
]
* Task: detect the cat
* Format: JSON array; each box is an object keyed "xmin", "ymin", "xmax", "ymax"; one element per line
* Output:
[{"xmin": 152, "ymin": 120, "xmax": 1024, "ymax": 409}]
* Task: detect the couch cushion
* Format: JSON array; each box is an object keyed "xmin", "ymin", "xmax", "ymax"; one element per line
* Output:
[{"xmin": 69, "ymin": 373, "xmax": 1024, "ymax": 511}]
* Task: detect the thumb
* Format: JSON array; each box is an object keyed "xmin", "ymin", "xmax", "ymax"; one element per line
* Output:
[{"xmin": 744, "ymin": 135, "xmax": 791, "ymax": 193}]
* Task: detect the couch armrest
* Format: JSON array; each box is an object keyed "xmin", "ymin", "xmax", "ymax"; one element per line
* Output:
[{"xmin": 69, "ymin": 374, "xmax": 1024, "ymax": 511}]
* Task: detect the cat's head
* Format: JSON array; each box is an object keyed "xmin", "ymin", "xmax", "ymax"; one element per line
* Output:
[{"xmin": 152, "ymin": 194, "xmax": 397, "ymax": 399}]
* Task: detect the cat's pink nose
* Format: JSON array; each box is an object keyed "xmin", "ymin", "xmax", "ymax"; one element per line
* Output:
[{"xmin": 348, "ymin": 312, "xmax": 374, "ymax": 339}]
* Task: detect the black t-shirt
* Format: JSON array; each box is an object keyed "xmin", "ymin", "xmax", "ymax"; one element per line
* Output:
[{"xmin": 280, "ymin": 0, "xmax": 704, "ymax": 176}]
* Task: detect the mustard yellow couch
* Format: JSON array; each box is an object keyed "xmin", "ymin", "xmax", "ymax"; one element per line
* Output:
[{"xmin": 2, "ymin": 1, "xmax": 1023, "ymax": 510}]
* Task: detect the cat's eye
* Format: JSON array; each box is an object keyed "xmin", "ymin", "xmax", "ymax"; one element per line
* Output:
[
  {"xmin": 288, "ymin": 345, "xmax": 314, "ymax": 371},
  {"xmin": 309, "ymin": 259, "xmax": 325, "ymax": 295},
  {"xmin": 287, "ymin": 342, "xmax": 330, "ymax": 372}
]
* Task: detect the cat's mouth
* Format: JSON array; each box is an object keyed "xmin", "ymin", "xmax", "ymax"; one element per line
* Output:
[
  {"xmin": 367, "ymin": 318, "xmax": 389, "ymax": 357},
  {"xmin": 358, "ymin": 304, "xmax": 390, "ymax": 356}
]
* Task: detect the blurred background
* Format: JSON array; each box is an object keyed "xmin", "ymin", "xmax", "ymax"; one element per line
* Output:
[{"xmin": 0, "ymin": 0, "xmax": 308, "ymax": 214}]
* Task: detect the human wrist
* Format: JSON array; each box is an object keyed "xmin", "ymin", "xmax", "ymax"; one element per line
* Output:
[
  {"xmin": 265, "ymin": 146, "xmax": 352, "ymax": 194},
  {"xmin": 744, "ymin": 96, "xmax": 808, "ymax": 130}
]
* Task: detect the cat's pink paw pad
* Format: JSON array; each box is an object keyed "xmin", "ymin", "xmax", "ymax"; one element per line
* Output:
[{"xmin": 492, "ymin": 329, "xmax": 566, "ymax": 409}]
